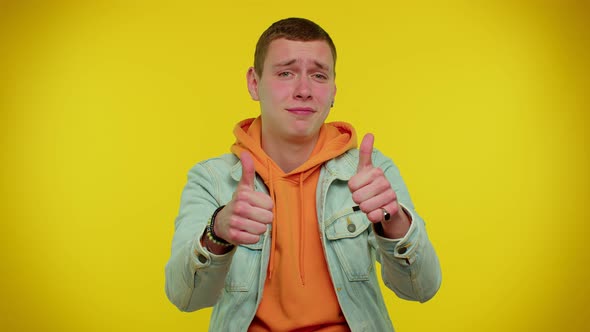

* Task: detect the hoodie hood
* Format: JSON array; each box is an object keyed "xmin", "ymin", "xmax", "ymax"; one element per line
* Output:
[
  {"xmin": 231, "ymin": 117, "xmax": 357, "ymax": 180},
  {"xmin": 230, "ymin": 116, "xmax": 357, "ymax": 282}
]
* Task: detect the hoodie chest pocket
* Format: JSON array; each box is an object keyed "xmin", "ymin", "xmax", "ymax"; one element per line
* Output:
[
  {"xmin": 325, "ymin": 213, "xmax": 373, "ymax": 281},
  {"xmin": 225, "ymin": 240, "xmax": 263, "ymax": 292}
]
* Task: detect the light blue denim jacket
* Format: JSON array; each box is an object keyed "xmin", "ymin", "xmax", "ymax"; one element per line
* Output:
[{"xmin": 165, "ymin": 148, "xmax": 441, "ymax": 332}]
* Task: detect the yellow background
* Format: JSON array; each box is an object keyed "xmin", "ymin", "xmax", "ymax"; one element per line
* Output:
[{"xmin": 1, "ymin": 1, "xmax": 588, "ymax": 331}]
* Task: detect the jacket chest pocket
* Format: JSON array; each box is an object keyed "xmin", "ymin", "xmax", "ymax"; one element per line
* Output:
[
  {"xmin": 224, "ymin": 241, "xmax": 263, "ymax": 292},
  {"xmin": 325, "ymin": 212, "xmax": 373, "ymax": 281}
]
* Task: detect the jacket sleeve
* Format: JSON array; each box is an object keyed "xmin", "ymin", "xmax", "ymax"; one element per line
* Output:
[
  {"xmin": 165, "ymin": 162, "xmax": 236, "ymax": 312},
  {"xmin": 369, "ymin": 151, "xmax": 442, "ymax": 303}
]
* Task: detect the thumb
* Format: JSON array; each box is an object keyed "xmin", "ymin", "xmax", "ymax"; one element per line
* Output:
[
  {"xmin": 239, "ymin": 151, "xmax": 256, "ymax": 189},
  {"xmin": 357, "ymin": 133, "xmax": 375, "ymax": 172}
]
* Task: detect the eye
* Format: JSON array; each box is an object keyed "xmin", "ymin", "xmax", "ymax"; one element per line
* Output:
[
  {"xmin": 278, "ymin": 71, "xmax": 293, "ymax": 78},
  {"xmin": 313, "ymin": 73, "xmax": 328, "ymax": 80}
]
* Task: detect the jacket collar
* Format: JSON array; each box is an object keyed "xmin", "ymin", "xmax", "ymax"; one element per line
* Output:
[
  {"xmin": 230, "ymin": 156, "xmax": 242, "ymax": 181},
  {"xmin": 229, "ymin": 149, "xmax": 358, "ymax": 182},
  {"xmin": 324, "ymin": 150, "xmax": 358, "ymax": 181},
  {"xmin": 229, "ymin": 156, "xmax": 266, "ymax": 191}
]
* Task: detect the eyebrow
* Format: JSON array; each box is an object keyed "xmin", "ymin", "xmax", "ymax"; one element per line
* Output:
[
  {"xmin": 273, "ymin": 59, "xmax": 330, "ymax": 71},
  {"xmin": 274, "ymin": 59, "xmax": 297, "ymax": 68},
  {"xmin": 313, "ymin": 61, "xmax": 330, "ymax": 71}
]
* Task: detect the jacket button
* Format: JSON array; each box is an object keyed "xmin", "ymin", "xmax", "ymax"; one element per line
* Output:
[
  {"xmin": 398, "ymin": 247, "xmax": 407, "ymax": 254},
  {"xmin": 347, "ymin": 223, "xmax": 356, "ymax": 233}
]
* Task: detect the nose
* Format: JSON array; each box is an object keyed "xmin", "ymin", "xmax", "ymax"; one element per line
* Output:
[{"xmin": 294, "ymin": 76, "xmax": 312, "ymax": 101}]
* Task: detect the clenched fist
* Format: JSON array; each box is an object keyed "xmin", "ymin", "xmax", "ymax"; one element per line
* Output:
[
  {"xmin": 348, "ymin": 134, "xmax": 411, "ymax": 238},
  {"xmin": 204, "ymin": 152, "xmax": 274, "ymax": 253}
]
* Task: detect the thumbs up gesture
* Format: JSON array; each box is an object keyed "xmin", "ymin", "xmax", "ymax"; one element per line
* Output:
[
  {"xmin": 207, "ymin": 152, "xmax": 274, "ymax": 248},
  {"xmin": 348, "ymin": 134, "xmax": 410, "ymax": 237}
]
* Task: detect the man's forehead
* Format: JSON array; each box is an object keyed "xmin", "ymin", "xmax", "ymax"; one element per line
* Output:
[
  {"xmin": 272, "ymin": 58, "xmax": 330, "ymax": 70},
  {"xmin": 265, "ymin": 39, "xmax": 334, "ymax": 69}
]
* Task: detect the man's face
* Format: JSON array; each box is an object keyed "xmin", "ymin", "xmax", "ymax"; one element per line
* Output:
[{"xmin": 247, "ymin": 38, "xmax": 336, "ymax": 144}]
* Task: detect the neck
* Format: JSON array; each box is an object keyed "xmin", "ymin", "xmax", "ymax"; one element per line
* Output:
[{"xmin": 262, "ymin": 135, "xmax": 319, "ymax": 173}]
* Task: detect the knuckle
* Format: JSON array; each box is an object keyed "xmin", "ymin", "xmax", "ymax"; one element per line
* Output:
[
  {"xmin": 245, "ymin": 235, "xmax": 260, "ymax": 245},
  {"xmin": 235, "ymin": 190, "xmax": 250, "ymax": 202},
  {"xmin": 257, "ymin": 194, "xmax": 274, "ymax": 210},
  {"xmin": 351, "ymin": 192, "xmax": 361, "ymax": 204},
  {"xmin": 265, "ymin": 197, "xmax": 274, "ymax": 209},
  {"xmin": 227, "ymin": 229, "xmax": 247, "ymax": 244},
  {"xmin": 348, "ymin": 178, "xmax": 359, "ymax": 191},
  {"xmin": 390, "ymin": 189, "xmax": 397, "ymax": 200},
  {"xmin": 368, "ymin": 212, "xmax": 380, "ymax": 223},
  {"xmin": 385, "ymin": 189, "xmax": 396, "ymax": 201},
  {"xmin": 359, "ymin": 202, "xmax": 371, "ymax": 213},
  {"xmin": 389, "ymin": 203, "xmax": 400, "ymax": 216},
  {"xmin": 370, "ymin": 167, "xmax": 384, "ymax": 178},
  {"xmin": 254, "ymin": 225, "xmax": 267, "ymax": 235},
  {"xmin": 226, "ymin": 228, "xmax": 238, "ymax": 242},
  {"xmin": 261, "ymin": 211, "xmax": 274, "ymax": 224},
  {"xmin": 378, "ymin": 179, "xmax": 391, "ymax": 191},
  {"xmin": 233, "ymin": 201, "xmax": 248, "ymax": 215},
  {"xmin": 228, "ymin": 215, "xmax": 241, "ymax": 228}
]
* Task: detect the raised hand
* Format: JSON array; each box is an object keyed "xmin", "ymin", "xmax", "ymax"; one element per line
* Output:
[
  {"xmin": 348, "ymin": 134, "xmax": 409, "ymax": 236},
  {"xmin": 210, "ymin": 152, "xmax": 274, "ymax": 247}
]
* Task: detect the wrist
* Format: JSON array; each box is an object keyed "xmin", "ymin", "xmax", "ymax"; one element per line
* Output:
[
  {"xmin": 206, "ymin": 205, "xmax": 234, "ymax": 247},
  {"xmin": 202, "ymin": 234, "xmax": 234, "ymax": 255},
  {"xmin": 379, "ymin": 205, "xmax": 412, "ymax": 239}
]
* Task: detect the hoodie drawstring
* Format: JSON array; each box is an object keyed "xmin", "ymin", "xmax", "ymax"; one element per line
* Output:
[
  {"xmin": 267, "ymin": 166, "xmax": 307, "ymax": 285},
  {"xmin": 267, "ymin": 159, "xmax": 277, "ymax": 280},
  {"xmin": 298, "ymin": 173, "xmax": 305, "ymax": 285}
]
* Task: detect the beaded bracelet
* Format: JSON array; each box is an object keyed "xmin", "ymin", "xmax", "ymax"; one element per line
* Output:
[{"xmin": 206, "ymin": 205, "xmax": 233, "ymax": 247}]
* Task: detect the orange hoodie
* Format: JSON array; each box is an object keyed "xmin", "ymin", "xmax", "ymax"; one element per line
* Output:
[{"xmin": 231, "ymin": 117, "xmax": 357, "ymax": 332}]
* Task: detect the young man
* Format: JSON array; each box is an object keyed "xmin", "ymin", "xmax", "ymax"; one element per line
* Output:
[{"xmin": 165, "ymin": 17, "xmax": 441, "ymax": 331}]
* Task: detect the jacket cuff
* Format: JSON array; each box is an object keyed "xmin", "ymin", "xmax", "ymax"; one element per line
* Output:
[
  {"xmin": 373, "ymin": 203, "xmax": 419, "ymax": 265},
  {"xmin": 190, "ymin": 226, "xmax": 236, "ymax": 270}
]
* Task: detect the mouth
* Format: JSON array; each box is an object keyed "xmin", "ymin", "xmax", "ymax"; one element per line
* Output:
[{"xmin": 286, "ymin": 107, "xmax": 316, "ymax": 115}]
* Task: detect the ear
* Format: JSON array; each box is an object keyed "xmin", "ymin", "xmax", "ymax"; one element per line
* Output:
[
  {"xmin": 246, "ymin": 67, "xmax": 260, "ymax": 101},
  {"xmin": 332, "ymin": 84, "xmax": 337, "ymax": 106},
  {"xmin": 333, "ymin": 84, "xmax": 337, "ymax": 100}
]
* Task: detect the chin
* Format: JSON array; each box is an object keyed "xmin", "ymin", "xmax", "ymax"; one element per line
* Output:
[{"xmin": 289, "ymin": 125, "xmax": 321, "ymax": 141}]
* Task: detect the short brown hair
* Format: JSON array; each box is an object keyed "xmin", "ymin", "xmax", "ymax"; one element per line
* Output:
[{"xmin": 253, "ymin": 17, "xmax": 337, "ymax": 77}]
